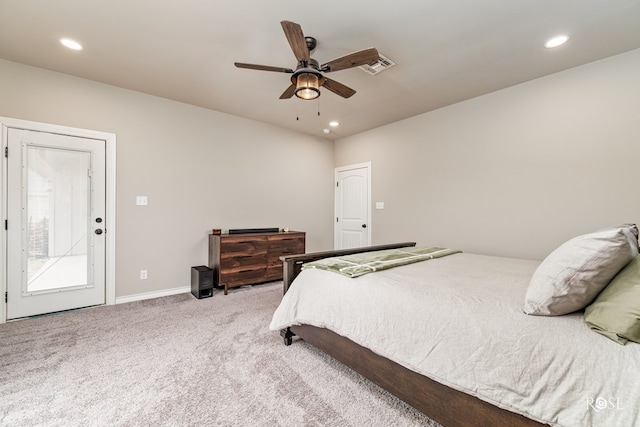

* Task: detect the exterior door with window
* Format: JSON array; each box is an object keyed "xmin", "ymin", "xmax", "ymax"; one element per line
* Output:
[
  {"xmin": 334, "ymin": 163, "xmax": 371, "ymax": 249},
  {"xmin": 6, "ymin": 128, "xmax": 106, "ymax": 319}
]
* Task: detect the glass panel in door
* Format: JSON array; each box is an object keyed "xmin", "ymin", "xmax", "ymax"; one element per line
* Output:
[{"xmin": 26, "ymin": 146, "xmax": 91, "ymax": 293}]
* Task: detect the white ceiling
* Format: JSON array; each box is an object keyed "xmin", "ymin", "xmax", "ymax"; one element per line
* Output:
[{"xmin": 1, "ymin": 1, "xmax": 640, "ymax": 140}]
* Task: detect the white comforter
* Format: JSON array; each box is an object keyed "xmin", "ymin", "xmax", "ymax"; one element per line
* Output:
[{"xmin": 270, "ymin": 253, "xmax": 640, "ymax": 427}]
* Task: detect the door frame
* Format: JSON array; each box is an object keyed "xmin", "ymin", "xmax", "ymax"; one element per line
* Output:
[
  {"xmin": 334, "ymin": 162, "xmax": 372, "ymax": 249},
  {"xmin": 0, "ymin": 117, "xmax": 116, "ymax": 323}
]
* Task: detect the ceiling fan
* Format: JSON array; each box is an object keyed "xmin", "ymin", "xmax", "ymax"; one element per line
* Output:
[{"xmin": 234, "ymin": 21, "xmax": 379, "ymax": 100}]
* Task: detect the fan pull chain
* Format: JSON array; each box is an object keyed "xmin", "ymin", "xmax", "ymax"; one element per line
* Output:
[{"xmin": 293, "ymin": 99, "xmax": 321, "ymax": 121}]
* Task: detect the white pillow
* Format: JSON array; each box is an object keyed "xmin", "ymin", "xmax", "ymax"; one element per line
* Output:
[{"xmin": 524, "ymin": 224, "xmax": 639, "ymax": 316}]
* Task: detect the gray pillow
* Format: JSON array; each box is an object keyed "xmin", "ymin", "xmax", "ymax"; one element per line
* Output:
[
  {"xmin": 584, "ymin": 256, "xmax": 640, "ymax": 344},
  {"xmin": 524, "ymin": 224, "xmax": 639, "ymax": 316}
]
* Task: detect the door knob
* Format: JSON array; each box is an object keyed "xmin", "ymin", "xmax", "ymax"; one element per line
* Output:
[{"xmin": 362, "ymin": 224, "xmax": 367, "ymax": 228}]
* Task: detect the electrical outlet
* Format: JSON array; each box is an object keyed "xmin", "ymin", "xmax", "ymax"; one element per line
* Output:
[{"xmin": 140, "ymin": 270, "xmax": 148, "ymax": 280}]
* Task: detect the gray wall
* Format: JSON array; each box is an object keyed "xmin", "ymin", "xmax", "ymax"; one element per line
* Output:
[
  {"xmin": 0, "ymin": 59, "xmax": 335, "ymax": 297},
  {"xmin": 3, "ymin": 47, "xmax": 639, "ymax": 299},
  {"xmin": 335, "ymin": 49, "xmax": 640, "ymax": 260}
]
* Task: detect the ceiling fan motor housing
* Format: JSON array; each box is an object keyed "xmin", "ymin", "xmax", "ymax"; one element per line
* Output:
[{"xmin": 295, "ymin": 58, "xmax": 320, "ymax": 73}]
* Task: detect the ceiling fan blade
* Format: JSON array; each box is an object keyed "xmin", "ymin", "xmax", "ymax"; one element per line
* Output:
[
  {"xmin": 321, "ymin": 48, "xmax": 379, "ymax": 72},
  {"xmin": 234, "ymin": 62, "xmax": 294, "ymax": 73},
  {"xmin": 321, "ymin": 77, "xmax": 356, "ymax": 98},
  {"xmin": 279, "ymin": 84, "xmax": 296, "ymax": 99},
  {"xmin": 281, "ymin": 21, "xmax": 310, "ymax": 63}
]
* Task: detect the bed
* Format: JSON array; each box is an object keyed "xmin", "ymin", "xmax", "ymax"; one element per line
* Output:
[{"xmin": 270, "ymin": 239, "xmax": 640, "ymax": 427}]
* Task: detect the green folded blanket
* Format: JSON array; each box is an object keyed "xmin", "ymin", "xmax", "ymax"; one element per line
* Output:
[{"xmin": 302, "ymin": 246, "xmax": 461, "ymax": 278}]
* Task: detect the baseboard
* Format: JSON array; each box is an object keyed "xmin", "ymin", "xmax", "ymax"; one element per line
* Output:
[{"xmin": 115, "ymin": 286, "xmax": 190, "ymax": 305}]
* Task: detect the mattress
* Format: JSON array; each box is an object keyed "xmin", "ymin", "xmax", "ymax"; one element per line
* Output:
[{"xmin": 270, "ymin": 252, "xmax": 640, "ymax": 427}]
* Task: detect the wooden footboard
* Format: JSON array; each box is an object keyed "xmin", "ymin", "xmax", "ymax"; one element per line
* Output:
[{"xmin": 290, "ymin": 325, "xmax": 545, "ymax": 427}]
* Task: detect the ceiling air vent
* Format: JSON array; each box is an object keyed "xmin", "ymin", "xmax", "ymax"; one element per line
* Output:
[{"xmin": 359, "ymin": 53, "xmax": 396, "ymax": 75}]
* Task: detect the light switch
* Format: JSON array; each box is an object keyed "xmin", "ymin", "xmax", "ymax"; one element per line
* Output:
[
  {"xmin": 376, "ymin": 202, "xmax": 385, "ymax": 210},
  {"xmin": 136, "ymin": 196, "xmax": 148, "ymax": 206}
]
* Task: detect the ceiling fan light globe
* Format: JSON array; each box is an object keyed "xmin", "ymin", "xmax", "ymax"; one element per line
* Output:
[
  {"xmin": 294, "ymin": 72, "xmax": 320, "ymax": 100},
  {"xmin": 295, "ymin": 88, "xmax": 320, "ymax": 100}
]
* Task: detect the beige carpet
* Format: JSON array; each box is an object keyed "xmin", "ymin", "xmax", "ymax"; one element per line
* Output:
[{"xmin": 0, "ymin": 282, "xmax": 441, "ymax": 426}]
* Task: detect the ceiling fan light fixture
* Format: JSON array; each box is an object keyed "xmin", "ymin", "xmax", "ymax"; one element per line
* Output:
[{"xmin": 294, "ymin": 72, "xmax": 320, "ymax": 100}]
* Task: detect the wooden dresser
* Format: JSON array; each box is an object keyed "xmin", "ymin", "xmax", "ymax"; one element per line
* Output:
[{"xmin": 208, "ymin": 230, "xmax": 305, "ymax": 294}]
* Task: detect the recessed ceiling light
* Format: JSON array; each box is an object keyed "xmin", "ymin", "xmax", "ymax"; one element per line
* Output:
[
  {"xmin": 322, "ymin": 128, "xmax": 331, "ymax": 134},
  {"xmin": 329, "ymin": 121, "xmax": 339, "ymax": 127},
  {"xmin": 545, "ymin": 35, "xmax": 569, "ymax": 49},
  {"xmin": 59, "ymin": 38, "xmax": 84, "ymax": 51}
]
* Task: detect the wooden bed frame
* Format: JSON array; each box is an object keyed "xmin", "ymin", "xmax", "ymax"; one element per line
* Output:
[{"xmin": 279, "ymin": 242, "xmax": 546, "ymax": 427}]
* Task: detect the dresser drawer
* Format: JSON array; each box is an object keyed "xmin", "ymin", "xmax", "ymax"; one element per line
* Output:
[
  {"xmin": 220, "ymin": 267, "xmax": 267, "ymax": 286},
  {"xmin": 220, "ymin": 236, "xmax": 267, "ymax": 257},
  {"xmin": 268, "ymin": 235, "xmax": 305, "ymax": 257},
  {"xmin": 220, "ymin": 253, "xmax": 267, "ymax": 270},
  {"xmin": 267, "ymin": 248, "xmax": 302, "ymax": 270}
]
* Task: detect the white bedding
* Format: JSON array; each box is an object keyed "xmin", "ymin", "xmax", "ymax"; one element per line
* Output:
[{"xmin": 270, "ymin": 253, "xmax": 640, "ymax": 427}]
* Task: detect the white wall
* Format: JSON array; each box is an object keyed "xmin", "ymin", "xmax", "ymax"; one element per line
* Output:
[
  {"xmin": 335, "ymin": 49, "xmax": 640, "ymax": 260},
  {"xmin": 0, "ymin": 59, "xmax": 335, "ymax": 297}
]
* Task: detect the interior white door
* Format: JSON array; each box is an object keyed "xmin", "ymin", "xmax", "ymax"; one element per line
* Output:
[
  {"xmin": 6, "ymin": 128, "xmax": 106, "ymax": 319},
  {"xmin": 335, "ymin": 163, "xmax": 371, "ymax": 249}
]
